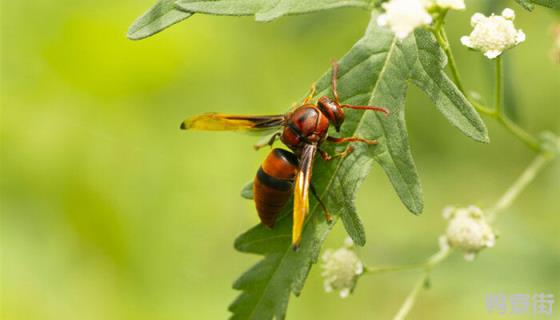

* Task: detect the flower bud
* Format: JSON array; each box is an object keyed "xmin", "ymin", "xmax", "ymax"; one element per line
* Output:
[
  {"xmin": 442, "ymin": 206, "xmax": 496, "ymax": 261},
  {"xmin": 377, "ymin": 0, "xmax": 433, "ymax": 40},
  {"xmin": 461, "ymin": 8, "xmax": 525, "ymax": 59},
  {"xmin": 321, "ymin": 238, "xmax": 364, "ymax": 298}
]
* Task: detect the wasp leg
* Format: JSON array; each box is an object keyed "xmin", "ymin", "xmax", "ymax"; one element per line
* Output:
[
  {"xmin": 327, "ymin": 136, "xmax": 378, "ymax": 145},
  {"xmin": 319, "ymin": 147, "xmax": 355, "ymax": 161},
  {"xmin": 318, "ymin": 149, "xmax": 333, "ymax": 161},
  {"xmin": 341, "ymin": 104, "xmax": 389, "ymax": 116},
  {"xmin": 310, "ymin": 184, "xmax": 332, "ymax": 224},
  {"xmin": 330, "ymin": 59, "xmax": 390, "ymax": 116},
  {"xmin": 331, "ymin": 60, "xmax": 340, "ymax": 104},
  {"xmin": 337, "ymin": 146, "xmax": 354, "ymax": 158},
  {"xmin": 253, "ymin": 132, "xmax": 281, "ymax": 150},
  {"xmin": 303, "ymin": 82, "xmax": 317, "ymax": 104}
]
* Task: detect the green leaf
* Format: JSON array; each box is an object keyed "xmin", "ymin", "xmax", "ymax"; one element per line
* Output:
[
  {"xmin": 409, "ymin": 31, "xmax": 489, "ymax": 143},
  {"xmin": 128, "ymin": 0, "xmax": 560, "ymax": 40},
  {"xmin": 514, "ymin": 0, "xmax": 560, "ymax": 10},
  {"xmin": 531, "ymin": 0, "xmax": 560, "ymax": 9},
  {"xmin": 515, "ymin": 0, "xmax": 536, "ymax": 10},
  {"xmin": 127, "ymin": 0, "xmax": 193, "ymax": 40},
  {"xmin": 230, "ymin": 12, "xmax": 488, "ymax": 319},
  {"xmin": 176, "ymin": 0, "xmax": 372, "ymax": 22}
]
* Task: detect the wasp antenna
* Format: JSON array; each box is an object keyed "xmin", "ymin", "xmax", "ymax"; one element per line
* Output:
[{"xmin": 341, "ymin": 104, "xmax": 390, "ymax": 116}]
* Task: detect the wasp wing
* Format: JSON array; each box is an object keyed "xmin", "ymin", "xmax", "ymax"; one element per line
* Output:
[
  {"xmin": 180, "ymin": 113, "xmax": 285, "ymax": 133},
  {"xmin": 292, "ymin": 143, "xmax": 317, "ymax": 250}
]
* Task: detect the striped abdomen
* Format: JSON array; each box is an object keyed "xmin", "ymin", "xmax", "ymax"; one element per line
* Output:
[{"xmin": 253, "ymin": 148, "xmax": 299, "ymax": 228}]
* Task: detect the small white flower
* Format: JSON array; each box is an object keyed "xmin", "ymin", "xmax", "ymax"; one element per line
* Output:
[
  {"xmin": 321, "ymin": 242, "xmax": 363, "ymax": 298},
  {"xmin": 461, "ymin": 8, "xmax": 526, "ymax": 59},
  {"xmin": 502, "ymin": 8, "xmax": 515, "ymax": 20},
  {"xmin": 377, "ymin": 0, "xmax": 433, "ymax": 40},
  {"xmin": 442, "ymin": 205, "xmax": 496, "ymax": 261},
  {"xmin": 470, "ymin": 13, "xmax": 486, "ymax": 26},
  {"xmin": 432, "ymin": 0, "xmax": 465, "ymax": 10},
  {"xmin": 442, "ymin": 206, "xmax": 455, "ymax": 219}
]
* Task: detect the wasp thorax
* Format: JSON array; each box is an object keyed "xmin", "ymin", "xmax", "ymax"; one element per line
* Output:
[{"xmin": 317, "ymin": 96, "xmax": 345, "ymax": 132}]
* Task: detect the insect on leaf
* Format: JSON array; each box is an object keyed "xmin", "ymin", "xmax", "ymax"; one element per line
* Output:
[{"xmin": 229, "ymin": 12, "xmax": 488, "ymax": 319}]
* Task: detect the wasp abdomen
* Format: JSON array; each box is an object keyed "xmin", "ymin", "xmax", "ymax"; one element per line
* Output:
[{"xmin": 253, "ymin": 148, "xmax": 299, "ymax": 228}]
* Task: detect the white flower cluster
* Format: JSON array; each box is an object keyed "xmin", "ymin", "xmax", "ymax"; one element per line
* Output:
[
  {"xmin": 440, "ymin": 205, "xmax": 496, "ymax": 261},
  {"xmin": 377, "ymin": 0, "xmax": 432, "ymax": 40},
  {"xmin": 377, "ymin": 0, "xmax": 465, "ymax": 40},
  {"xmin": 320, "ymin": 238, "xmax": 363, "ymax": 298},
  {"xmin": 461, "ymin": 8, "xmax": 526, "ymax": 59}
]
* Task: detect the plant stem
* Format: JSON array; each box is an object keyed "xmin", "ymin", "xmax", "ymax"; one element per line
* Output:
[
  {"xmin": 438, "ymin": 27, "xmax": 464, "ymax": 93},
  {"xmin": 490, "ymin": 56, "xmax": 541, "ymax": 151},
  {"xmin": 487, "ymin": 151, "xmax": 555, "ymax": 223},
  {"xmin": 496, "ymin": 115, "xmax": 542, "ymax": 151},
  {"xmin": 431, "ymin": 27, "xmax": 495, "ymax": 115},
  {"xmin": 432, "ymin": 25, "xmax": 542, "ymax": 151},
  {"xmin": 393, "ymin": 275, "xmax": 428, "ymax": 320},
  {"xmin": 365, "ymin": 247, "xmax": 450, "ymax": 275},
  {"xmin": 365, "ymin": 264, "xmax": 426, "ymax": 274},
  {"xmin": 471, "ymin": 100, "xmax": 496, "ymax": 116},
  {"xmin": 425, "ymin": 247, "xmax": 450, "ymax": 268},
  {"xmin": 494, "ymin": 56, "xmax": 503, "ymax": 115},
  {"xmin": 391, "ymin": 248, "xmax": 450, "ymax": 320}
]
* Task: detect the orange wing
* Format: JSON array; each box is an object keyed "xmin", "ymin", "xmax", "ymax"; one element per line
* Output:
[
  {"xmin": 292, "ymin": 143, "xmax": 317, "ymax": 250},
  {"xmin": 180, "ymin": 113, "xmax": 285, "ymax": 132}
]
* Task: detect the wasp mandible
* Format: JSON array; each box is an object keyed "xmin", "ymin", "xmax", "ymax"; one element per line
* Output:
[{"xmin": 181, "ymin": 61, "xmax": 389, "ymax": 250}]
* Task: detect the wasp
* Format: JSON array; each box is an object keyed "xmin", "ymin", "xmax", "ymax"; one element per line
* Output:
[{"xmin": 180, "ymin": 61, "xmax": 389, "ymax": 250}]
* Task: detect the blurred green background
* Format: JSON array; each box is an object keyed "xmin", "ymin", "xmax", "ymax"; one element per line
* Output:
[{"xmin": 1, "ymin": 1, "xmax": 559, "ymax": 319}]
